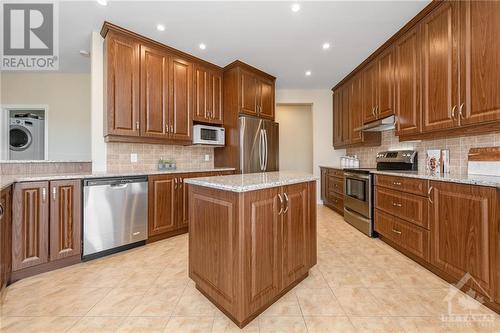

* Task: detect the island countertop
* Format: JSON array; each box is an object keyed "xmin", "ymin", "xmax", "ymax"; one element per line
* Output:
[{"xmin": 184, "ymin": 171, "xmax": 318, "ymax": 192}]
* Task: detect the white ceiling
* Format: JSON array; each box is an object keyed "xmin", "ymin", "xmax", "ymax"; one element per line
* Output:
[{"xmin": 58, "ymin": 0, "xmax": 430, "ymax": 89}]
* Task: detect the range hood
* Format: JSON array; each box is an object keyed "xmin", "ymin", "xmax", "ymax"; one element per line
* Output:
[{"xmin": 361, "ymin": 115, "xmax": 395, "ymax": 132}]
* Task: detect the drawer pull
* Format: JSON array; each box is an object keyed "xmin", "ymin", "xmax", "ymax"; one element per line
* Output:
[
  {"xmin": 392, "ymin": 229, "xmax": 402, "ymax": 235},
  {"xmin": 392, "ymin": 202, "xmax": 402, "ymax": 207},
  {"xmin": 392, "ymin": 181, "xmax": 401, "ymax": 186}
]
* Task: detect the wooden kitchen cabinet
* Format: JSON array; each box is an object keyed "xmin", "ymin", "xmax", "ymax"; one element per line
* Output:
[
  {"xmin": 429, "ymin": 181, "xmax": 496, "ymax": 297},
  {"xmin": 421, "ymin": 1, "xmax": 459, "ymax": 133},
  {"xmin": 189, "ymin": 180, "xmax": 316, "ymax": 327},
  {"xmin": 332, "ymin": 89, "xmax": 343, "ymax": 147},
  {"xmin": 320, "ymin": 167, "xmax": 344, "ymax": 216},
  {"xmin": 281, "ymin": 183, "xmax": 310, "ymax": 289},
  {"xmin": 224, "ymin": 61, "xmax": 276, "ymax": 120},
  {"xmin": 377, "ymin": 47, "xmax": 395, "ymax": 119},
  {"xmin": 12, "ymin": 182, "xmax": 49, "ymax": 271},
  {"xmin": 12, "ymin": 180, "xmax": 81, "ymax": 279},
  {"xmin": 459, "ymin": 0, "xmax": 500, "ymax": 126},
  {"xmin": 193, "ymin": 65, "xmax": 223, "ymax": 124},
  {"xmin": 362, "ymin": 62, "xmax": 378, "ymax": 124},
  {"xmin": 0, "ymin": 186, "xmax": 12, "ymax": 292},
  {"xmin": 104, "ymin": 30, "xmax": 140, "ymax": 137},
  {"xmin": 140, "ymin": 45, "xmax": 169, "ymax": 138},
  {"xmin": 170, "ymin": 57, "xmax": 193, "ymax": 141},
  {"xmin": 348, "ymin": 74, "xmax": 363, "ymax": 144},
  {"xmin": 49, "ymin": 180, "xmax": 81, "ymax": 261},
  {"xmin": 242, "ymin": 186, "xmax": 281, "ymax": 315},
  {"xmin": 395, "ymin": 25, "xmax": 421, "ymax": 136}
]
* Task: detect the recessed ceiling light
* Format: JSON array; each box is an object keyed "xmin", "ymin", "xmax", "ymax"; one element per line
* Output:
[
  {"xmin": 156, "ymin": 24, "xmax": 165, "ymax": 32},
  {"xmin": 96, "ymin": 0, "xmax": 107, "ymax": 6},
  {"xmin": 291, "ymin": 3, "xmax": 300, "ymax": 12},
  {"xmin": 199, "ymin": 43, "xmax": 206, "ymax": 50},
  {"xmin": 322, "ymin": 42, "xmax": 331, "ymax": 50},
  {"xmin": 305, "ymin": 71, "xmax": 312, "ymax": 76}
]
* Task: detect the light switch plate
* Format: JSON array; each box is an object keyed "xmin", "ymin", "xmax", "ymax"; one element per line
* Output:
[
  {"xmin": 204, "ymin": 154, "xmax": 210, "ymax": 161},
  {"xmin": 130, "ymin": 153, "xmax": 138, "ymax": 163}
]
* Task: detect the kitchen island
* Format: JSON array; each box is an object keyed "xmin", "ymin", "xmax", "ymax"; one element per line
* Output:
[{"xmin": 185, "ymin": 172, "xmax": 318, "ymax": 328}]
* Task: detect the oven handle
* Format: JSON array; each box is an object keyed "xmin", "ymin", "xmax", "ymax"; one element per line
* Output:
[{"xmin": 344, "ymin": 172, "xmax": 370, "ymax": 181}]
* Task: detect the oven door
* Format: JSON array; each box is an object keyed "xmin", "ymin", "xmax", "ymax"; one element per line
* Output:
[{"xmin": 344, "ymin": 172, "xmax": 371, "ymax": 218}]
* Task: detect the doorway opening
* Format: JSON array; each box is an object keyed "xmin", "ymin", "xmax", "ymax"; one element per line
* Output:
[{"xmin": 276, "ymin": 103, "xmax": 313, "ymax": 173}]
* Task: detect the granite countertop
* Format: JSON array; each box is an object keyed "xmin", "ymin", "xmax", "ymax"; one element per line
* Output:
[
  {"xmin": 184, "ymin": 171, "xmax": 318, "ymax": 192},
  {"xmin": 371, "ymin": 170, "xmax": 500, "ymax": 189},
  {"xmin": 319, "ymin": 165, "xmax": 343, "ymax": 170},
  {"xmin": 0, "ymin": 167, "xmax": 235, "ymax": 191}
]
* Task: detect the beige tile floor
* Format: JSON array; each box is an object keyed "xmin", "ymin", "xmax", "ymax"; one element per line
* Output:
[{"xmin": 1, "ymin": 205, "xmax": 499, "ymax": 332}]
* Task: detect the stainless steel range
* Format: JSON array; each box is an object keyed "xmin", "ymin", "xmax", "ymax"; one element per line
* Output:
[{"xmin": 343, "ymin": 150, "xmax": 417, "ymax": 237}]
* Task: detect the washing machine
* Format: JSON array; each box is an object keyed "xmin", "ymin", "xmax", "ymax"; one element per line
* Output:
[{"xmin": 9, "ymin": 115, "xmax": 45, "ymax": 160}]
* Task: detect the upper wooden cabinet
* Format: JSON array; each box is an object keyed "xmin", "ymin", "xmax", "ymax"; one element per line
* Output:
[
  {"xmin": 140, "ymin": 45, "xmax": 169, "ymax": 138},
  {"xmin": 395, "ymin": 25, "xmax": 421, "ymax": 136},
  {"xmin": 170, "ymin": 57, "xmax": 193, "ymax": 141},
  {"xmin": 193, "ymin": 65, "xmax": 223, "ymax": 124},
  {"xmin": 348, "ymin": 74, "xmax": 363, "ymax": 144},
  {"xmin": 102, "ymin": 23, "xmax": 224, "ymax": 144},
  {"xmin": 104, "ymin": 31, "xmax": 140, "ymax": 137},
  {"xmin": 421, "ymin": 1, "xmax": 459, "ymax": 132},
  {"xmin": 361, "ymin": 48, "xmax": 395, "ymax": 125},
  {"xmin": 224, "ymin": 61, "xmax": 276, "ymax": 120},
  {"xmin": 459, "ymin": 0, "xmax": 500, "ymax": 126},
  {"xmin": 332, "ymin": 0, "xmax": 500, "ymax": 142}
]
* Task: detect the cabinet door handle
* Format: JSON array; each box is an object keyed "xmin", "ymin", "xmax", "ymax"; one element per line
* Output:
[
  {"xmin": 165, "ymin": 122, "xmax": 169, "ymax": 133},
  {"xmin": 450, "ymin": 105, "xmax": 457, "ymax": 120},
  {"xmin": 283, "ymin": 193, "xmax": 289, "ymax": 214},
  {"xmin": 376, "ymin": 105, "xmax": 379, "ymax": 117},
  {"xmin": 0, "ymin": 203, "xmax": 4, "ymax": 218},
  {"xmin": 136, "ymin": 121, "xmax": 140, "ymax": 130},
  {"xmin": 428, "ymin": 186, "xmax": 434, "ymax": 204},
  {"xmin": 170, "ymin": 125, "xmax": 174, "ymax": 133},
  {"xmin": 52, "ymin": 187, "xmax": 57, "ymax": 201},
  {"xmin": 372, "ymin": 106, "xmax": 376, "ymax": 117},
  {"xmin": 179, "ymin": 178, "xmax": 183, "ymax": 189},
  {"xmin": 459, "ymin": 102, "xmax": 464, "ymax": 119},
  {"xmin": 392, "ymin": 229, "xmax": 402, "ymax": 235},
  {"xmin": 174, "ymin": 178, "xmax": 178, "ymax": 190},
  {"xmin": 42, "ymin": 188, "xmax": 47, "ymax": 202},
  {"xmin": 277, "ymin": 194, "xmax": 283, "ymax": 215}
]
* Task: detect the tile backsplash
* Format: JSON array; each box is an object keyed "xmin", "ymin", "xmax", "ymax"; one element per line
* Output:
[
  {"xmin": 346, "ymin": 130, "xmax": 500, "ymax": 174},
  {"xmin": 106, "ymin": 143, "xmax": 214, "ymax": 172}
]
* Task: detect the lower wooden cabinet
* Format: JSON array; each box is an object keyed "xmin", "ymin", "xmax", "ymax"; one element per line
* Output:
[
  {"xmin": 429, "ymin": 181, "xmax": 496, "ymax": 298},
  {"xmin": 320, "ymin": 167, "xmax": 344, "ymax": 215},
  {"xmin": 12, "ymin": 180, "xmax": 81, "ymax": 276},
  {"xmin": 148, "ymin": 170, "xmax": 234, "ymax": 242},
  {"xmin": 0, "ymin": 186, "xmax": 12, "ymax": 293}
]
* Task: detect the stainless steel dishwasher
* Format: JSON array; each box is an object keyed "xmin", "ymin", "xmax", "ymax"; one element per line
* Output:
[{"xmin": 83, "ymin": 176, "xmax": 148, "ymax": 260}]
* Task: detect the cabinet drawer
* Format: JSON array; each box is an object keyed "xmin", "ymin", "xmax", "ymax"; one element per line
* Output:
[
  {"xmin": 375, "ymin": 187, "xmax": 428, "ymax": 229},
  {"xmin": 375, "ymin": 209, "xmax": 429, "ymax": 261},
  {"xmin": 375, "ymin": 175, "xmax": 428, "ymax": 196},
  {"xmin": 327, "ymin": 169, "xmax": 344, "ymax": 178},
  {"xmin": 328, "ymin": 176, "xmax": 344, "ymax": 195},
  {"xmin": 327, "ymin": 191, "xmax": 343, "ymax": 212}
]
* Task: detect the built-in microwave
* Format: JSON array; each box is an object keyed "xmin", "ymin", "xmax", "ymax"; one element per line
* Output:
[{"xmin": 192, "ymin": 124, "xmax": 225, "ymax": 146}]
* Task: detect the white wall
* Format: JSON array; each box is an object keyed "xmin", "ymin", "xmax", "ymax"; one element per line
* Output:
[
  {"xmin": 1, "ymin": 73, "xmax": 91, "ymax": 160},
  {"xmin": 90, "ymin": 31, "xmax": 107, "ymax": 172},
  {"xmin": 276, "ymin": 90, "xmax": 346, "ymax": 202},
  {"xmin": 276, "ymin": 104, "xmax": 313, "ymax": 173}
]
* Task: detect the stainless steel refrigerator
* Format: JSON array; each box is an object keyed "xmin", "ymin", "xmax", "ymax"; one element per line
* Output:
[{"xmin": 239, "ymin": 115, "xmax": 279, "ymax": 173}]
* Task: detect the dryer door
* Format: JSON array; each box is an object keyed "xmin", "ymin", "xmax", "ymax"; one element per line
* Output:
[{"xmin": 9, "ymin": 125, "xmax": 32, "ymax": 151}]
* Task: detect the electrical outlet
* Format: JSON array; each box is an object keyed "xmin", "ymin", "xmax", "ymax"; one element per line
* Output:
[
  {"xmin": 204, "ymin": 154, "xmax": 210, "ymax": 161},
  {"xmin": 130, "ymin": 153, "xmax": 138, "ymax": 163}
]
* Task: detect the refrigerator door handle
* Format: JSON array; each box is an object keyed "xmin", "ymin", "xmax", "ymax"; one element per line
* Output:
[
  {"xmin": 259, "ymin": 129, "xmax": 264, "ymax": 171},
  {"xmin": 263, "ymin": 129, "xmax": 268, "ymax": 171}
]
